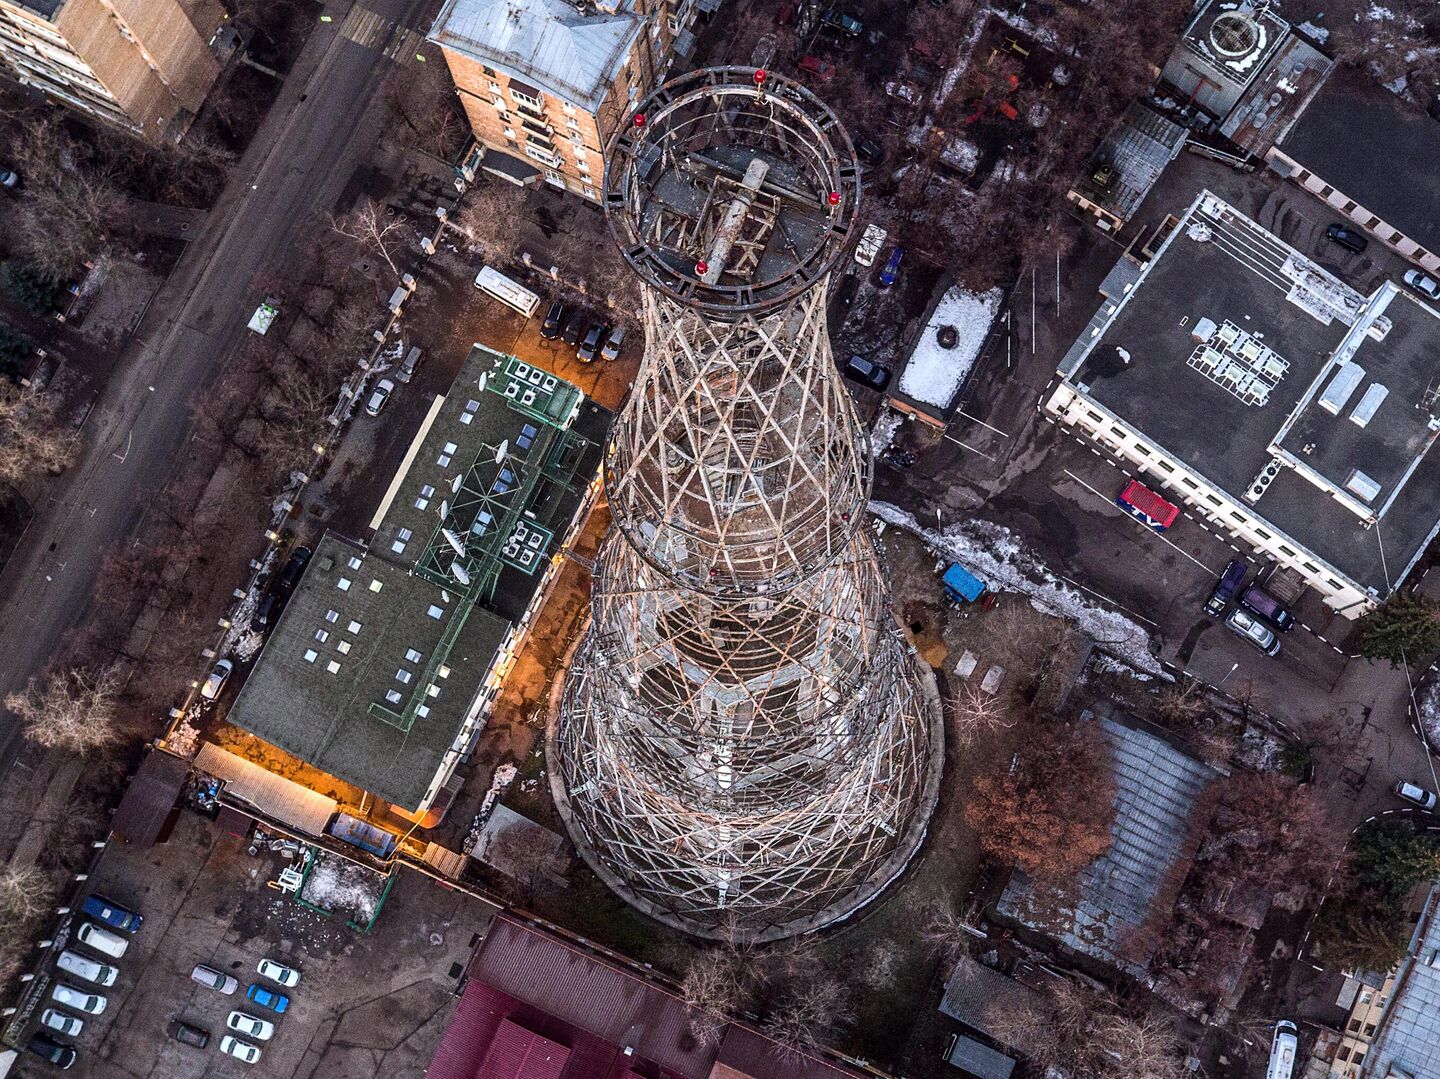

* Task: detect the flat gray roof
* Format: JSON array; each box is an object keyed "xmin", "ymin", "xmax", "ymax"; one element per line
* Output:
[
  {"xmin": 1363, "ymin": 885, "xmax": 1440, "ymax": 1078},
  {"xmin": 1065, "ymin": 191, "xmax": 1440, "ymax": 595},
  {"xmin": 228, "ymin": 347, "xmax": 611, "ymax": 809},
  {"xmin": 1275, "ymin": 66, "xmax": 1440, "ymax": 257}
]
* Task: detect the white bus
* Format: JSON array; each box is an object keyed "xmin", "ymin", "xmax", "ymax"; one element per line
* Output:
[
  {"xmin": 474, "ymin": 266, "xmax": 540, "ymax": 318},
  {"xmin": 1267, "ymin": 1020, "xmax": 1297, "ymax": 1079}
]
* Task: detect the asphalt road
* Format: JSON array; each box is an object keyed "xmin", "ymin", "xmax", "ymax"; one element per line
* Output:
[{"xmin": 0, "ymin": 0, "xmax": 431, "ymax": 766}]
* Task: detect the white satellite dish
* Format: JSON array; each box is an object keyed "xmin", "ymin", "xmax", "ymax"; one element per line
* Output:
[
  {"xmin": 438, "ymin": 500, "xmax": 450, "ymax": 519},
  {"xmin": 441, "ymin": 590, "xmax": 452, "ymax": 603},
  {"xmin": 450, "ymin": 473, "xmax": 463, "ymax": 494},
  {"xmin": 477, "ymin": 372, "xmax": 489, "ymax": 392},
  {"xmin": 441, "ymin": 528, "xmax": 466, "ymax": 555},
  {"xmin": 495, "ymin": 439, "xmax": 509, "ymax": 463},
  {"xmin": 449, "ymin": 562, "xmax": 472, "ymax": 585}
]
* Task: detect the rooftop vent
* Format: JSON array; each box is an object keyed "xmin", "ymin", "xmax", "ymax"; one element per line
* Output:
[
  {"xmin": 1349, "ymin": 383, "xmax": 1388, "ymax": 428},
  {"xmin": 1210, "ymin": 12, "xmax": 1259, "ymax": 58},
  {"xmin": 1345, "ymin": 469, "xmax": 1381, "ymax": 503},
  {"xmin": 1318, "ymin": 362, "xmax": 1365, "ymax": 416}
]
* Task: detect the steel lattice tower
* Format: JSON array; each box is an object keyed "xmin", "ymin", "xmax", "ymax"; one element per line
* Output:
[{"xmin": 549, "ymin": 68, "xmax": 942, "ymax": 942}]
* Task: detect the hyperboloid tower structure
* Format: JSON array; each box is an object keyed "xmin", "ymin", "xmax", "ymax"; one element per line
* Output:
[{"xmin": 550, "ymin": 67, "xmax": 942, "ymax": 942}]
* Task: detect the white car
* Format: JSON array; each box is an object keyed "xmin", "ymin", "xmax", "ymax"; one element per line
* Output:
[
  {"xmin": 40, "ymin": 1008, "xmax": 83, "ymax": 1036},
  {"xmin": 191, "ymin": 964, "xmax": 239, "ymax": 994},
  {"xmin": 256, "ymin": 958, "xmax": 300, "ymax": 987},
  {"xmin": 57, "ymin": 949, "xmax": 118, "ymax": 987},
  {"xmin": 1394, "ymin": 780, "xmax": 1438, "ymax": 811},
  {"xmin": 75, "ymin": 921, "xmax": 128, "ymax": 959},
  {"xmin": 227, "ymin": 1011, "xmax": 275, "ymax": 1042},
  {"xmin": 199, "ymin": 658, "xmax": 232, "ymax": 701},
  {"xmin": 51, "ymin": 983, "xmax": 106, "ymax": 1015},
  {"xmin": 854, "ymin": 223, "xmax": 887, "ymax": 267},
  {"xmin": 220, "ymin": 1035, "xmax": 263, "ymax": 1064},
  {"xmin": 1403, "ymin": 269, "xmax": 1440, "ymax": 301},
  {"xmin": 365, "ymin": 377, "xmax": 395, "ymax": 417}
]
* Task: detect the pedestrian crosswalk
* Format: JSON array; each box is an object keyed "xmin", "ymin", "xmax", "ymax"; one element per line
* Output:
[{"xmin": 340, "ymin": 5, "xmax": 393, "ymax": 49}]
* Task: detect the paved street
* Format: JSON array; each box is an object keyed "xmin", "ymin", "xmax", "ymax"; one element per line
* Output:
[{"xmin": 0, "ymin": 0, "xmax": 432, "ymax": 765}]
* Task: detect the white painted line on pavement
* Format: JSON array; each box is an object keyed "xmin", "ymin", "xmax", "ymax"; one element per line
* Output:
[
  {"xmin": 1062, "ymin": 468, "xmax": 1216, "ymax": 575},
  {"xmin": 943, "ymin": 434, "xmax": 997, "ymax": 461}
]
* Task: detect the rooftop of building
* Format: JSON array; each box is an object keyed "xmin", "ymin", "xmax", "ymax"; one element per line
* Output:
[
  {"xmin": 997, "ymin": 714, "xmax": 1217, "ymax": 975},
  {"xmin": 1072, "ymin": 102, "xmax": 1187, "ymax": 222},
  {"xmin": 1273, "ymin": 66, "xmax": 1440, "ymax": 256},
  {"xmin": 227, "ymin": 347, "xmax": 611, "ymax": 810},
  {"xmin": 938, "ymin": 956, "xmax": 1044, "ymax": 1050},
  {"xmin": 1161, "ymin": 0, "xmax": 1289, "ymax": 118},
  {"xmin": 426, "ymin": 911, "xmax": 865, "ymax": 1079},
  {"xmin": 429, "ymin": 0, "xmax": 643, "ymax": 113},
  {"xmin": 1361, "ymin": 885, "xmax": 1440, "ymax": 1078},
  {"xmin": 1063, "ymin": 190, "xmax": 1440, "ymax": 595},
  {"xmin": 1217, "ymin": 30, "xmax": 1332, "ymax": 156}
]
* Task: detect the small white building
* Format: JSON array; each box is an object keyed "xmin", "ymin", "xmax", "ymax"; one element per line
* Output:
[{"xmin": 888, "ymin": 285, "xmax": 1002, "ymax": 429}]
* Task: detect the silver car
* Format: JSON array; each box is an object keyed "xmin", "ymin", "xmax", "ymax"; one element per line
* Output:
[
  {"xmin": 1403, "ymin": 269, "xmax": 1440, "ymax": 301},
  {"xmin": 365, "ymin": 377, "xmax": 395, "ymax": 416},
  {"xmin": 1225, "ymin": 608, "xmax": 1280, "ymax": 657},
  {"xmin": 191, "ymin": 964, "xmax": 239, "ymax": 994},
  {"xmin": 57, "ymin": 949, "xmax": 118, "ymax": 987}
]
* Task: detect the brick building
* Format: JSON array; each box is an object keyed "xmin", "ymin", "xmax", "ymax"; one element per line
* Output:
[
  {"xmin": 0, "ymin": 0, "xmax": 225, "ymax": 142},
  {"xmin": 429, "ymin": 0, "xmax": 699, "ymax": 201}
]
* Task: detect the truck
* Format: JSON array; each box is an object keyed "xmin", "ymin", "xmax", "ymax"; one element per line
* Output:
[{"xmin": 942, "ymin": 563, "xmax": 987, "ymax": 604}]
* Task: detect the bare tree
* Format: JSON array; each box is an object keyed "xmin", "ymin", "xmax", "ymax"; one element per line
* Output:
[
  {"xmin": 0, "ymin": 385, "xmax": 79, "ymax": 486},
  {"xmin": 0, "ymin": 865, "xmax": 56, "ymax": 930},
  {"xmin": 947, "ymin": 682, "xmax": 1015, "ymax": 746},
  {"xmin": 451, "ymin": 182, "xmax": 532, "ymax": 263},
  {"xmin": 9, "ymin": 116, "xmax": 120, "ymax": 278},
  {"xmin": 5, "ymin": 665, "xmax": 124, "ymax": 753},
  {"xmin": 331, "ymin": 197, "xmax": 406, "ymax": 274},
  {"xmin": 920, "ymin": 890, "xmax": 980, "ymax": 962},
  {"xmin": 680, "ymin": 944, "xmax": 753, "ymax": 1046}
]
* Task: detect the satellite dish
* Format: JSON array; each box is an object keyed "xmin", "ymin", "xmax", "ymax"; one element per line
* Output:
[
  {"xmin": 438, "ymin": 500, "xmax": 450, "ymax": 519},
  {"xmin": 441, "ymin": 590, "xmax": 452, "ymax": 603},
  {"xmin": 477, "ymin": 372, "xmax": 489, "ymax": 392},
  {"xmin": 451, "ymin": 473, "xmax": 463, "ymax": 494},
  {"xmin": 449, "ymin": 563, "xmax": 472, "ymax": 585},
  {"xmin": 441, "ymin": 528, "xmax": 466, "ymax": 555},
  {"xmin": 495, "ymin": 439, "xmax": 509, "ymax": 463}
]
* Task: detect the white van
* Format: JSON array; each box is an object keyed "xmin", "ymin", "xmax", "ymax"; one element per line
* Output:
[
  {"xmin": 474, "ymin": 266, "xmax": 540, "ymax": 318},
  {"xmin": 76, "ymin": 921, "xmax": 129, "ymax": 959},
  {"xmin": 57, "ymin": 949, "xmax": 118, "ymax": 987},
  {"xmin": 1267, "ymin": 1020, "xmax": 1297, "ymax": 1079}
]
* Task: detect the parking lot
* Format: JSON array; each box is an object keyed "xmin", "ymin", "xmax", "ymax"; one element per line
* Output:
[{"xmin": 23, "ymin": 812, "xmax": 492, "ymax": 1078}]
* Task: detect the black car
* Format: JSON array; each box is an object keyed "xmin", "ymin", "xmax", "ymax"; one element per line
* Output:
[
  {"xmin": 540, "ymin": 301, "xmax": 565, "ymax": 340},
  {"xmin": 274, "ymin": 545, "xmax": 312, "ymax": 595},
  {"xmin": 29, "ymin": 1033, "xmax": 76, "ymax": 1069},
  {"xmin": 820, "ymin": 8, "xmax": 863, "ymax": 35},
  {"xmin": 561, "ymin": 310, "xmax": 587, "ymax": 347},
  {"xmin": 842, "ymin": 354, "xmax": 891, "ymax": 390},
  {"xmin": 1202, "ymin": 558, "xmax": 1248, "ymax": 617},
  {"xmin": 1325, "ymin": 223, "xmax": 1368, "ymax": 253},
  {"xmin": 855, "ymin": 138, "xmax": 884, "ymax": 167},
  {"xmin": 831, "ymin": 273, "xmax": 860, "ymax": 311},
  {"xmin": 168, "ymin": 1020, "xmax": 210, "ymax": 1049},
  {"xmin": 577, "ymin": 322, "xmax": 607, "ymax": 362},
  {"xmin": 253, "ymin": 592, "xmax": 279, "ymax": 632},
  {"xmin": 1239, "ymin": 584, "xmax": 1295, "ymax": 632}
]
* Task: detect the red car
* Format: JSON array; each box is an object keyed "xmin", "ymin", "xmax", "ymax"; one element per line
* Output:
[{"xmin": 799, "ymin": 55, "xmax": 836, "ymax": 80}]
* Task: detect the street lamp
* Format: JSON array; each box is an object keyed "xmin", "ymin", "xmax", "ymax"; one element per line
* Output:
[{"xmin": 1216, "ymin": 661, "xmax": 1240, "ymax": 689}]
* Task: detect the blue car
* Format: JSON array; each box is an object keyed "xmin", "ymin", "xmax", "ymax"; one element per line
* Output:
[
  {"xmin": 81, "ymin": 894, "xmax": 142, "ymax": 934},
  {"xmin": 245, "ymin": 984, "xmax": 289, "ymax": 1014},
  {"xmin": 878, "ymin": 246, "xmax": 905, "ymax": 288}
]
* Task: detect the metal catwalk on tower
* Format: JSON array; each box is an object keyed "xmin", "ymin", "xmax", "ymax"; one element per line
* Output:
[{"xmin": 549, "ymin": 67, "xmax": 942, "ymax": 942}]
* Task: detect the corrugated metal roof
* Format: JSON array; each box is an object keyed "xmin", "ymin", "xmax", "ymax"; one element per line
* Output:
[
  {"xmin": 429, "ymin": 0, "xmax": 642, "ymax": 112},
  {"xmin": 938, "ymin": 957, "xmax": 1044, "ymax": 1049},
  {"xmin": 997, "ymin": 716, "xmax": 1217, "ymax": 974},
  {"xmin": 946, "ymin": 1034, "xmax": 1016, "ymax": 1079},
  {"xmin": 482, "ymin": 1018, "xmax": 571, "ymax": 1078},
  {"xmin": 109, "ymin": 748, "xmax": 189, "ymax": 846},
  {"xmin": 195, "ymin": 743, "xmax": 338, "ymax": 836},
  {"xmin": 713, "ymin": 1025, "xmax": 862, "ymax": 1078}
]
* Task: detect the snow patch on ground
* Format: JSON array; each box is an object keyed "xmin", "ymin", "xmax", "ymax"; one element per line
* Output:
[
  {"xmin": 1419, "ymin": 675, "xmax": 1440, "ymax": 748},
  {"xmin": 988, "ymin": 8, "xmax": 1060, "ymax": 47},
  {"xmin": 871, "ymin": 409, "xmax": 904, "ymax": 459},
  {"xmin": 870, "ymin": 502, "xmax": 1167, "ymax": 677},
  {"xmin": 896, "ymin": 287, "xmax": 1002, "ymax": 409},
  {"xmin": 301, "ymin": 851, "xmax": 386, "ymax": 924}
]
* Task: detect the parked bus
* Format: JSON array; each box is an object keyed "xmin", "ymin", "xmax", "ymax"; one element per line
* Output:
[
  {"xmin": 474, "ymin": 265, "xmax": 540, "ymax": 318},
  {"xmin": 1267, "ymin": 1020, "xmax": 1297, "ymax": 1079},
  {"xmin": 1116, "ymin": 479, "xmax": 1180, "ymax": 532}
]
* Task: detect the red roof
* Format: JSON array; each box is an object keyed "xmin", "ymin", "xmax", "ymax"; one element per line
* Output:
[{"xmin": 481, "ymin": 1019, "xmax": 570, "ymax": 1079}]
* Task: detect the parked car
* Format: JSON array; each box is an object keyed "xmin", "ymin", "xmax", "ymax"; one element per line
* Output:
[
  {"xmin": 75, "ymin": 922, "xmax": 128, "ymax": 959},
  {"xmin": 227, "ymin": 1011, "xmax": 275, "ymax": 1042},
  {"xmin": 51, "ymin": 984, "xmax": 105, "ymax": 1015},
  {"xmin": 41, "ymin": 1009, "xmax": 83, "ymax": 1037},
  {"xmin": 878, "ymin": 246, "xmax": 905, "ymax": 287},
  {"xmin": 854, "ymin": 137, "xmax": 884, "ymax": 167},
  {"xmin": 831, "ymin": 273, "xmax": 860, "ymax": 310},
  {"xmin": 842, "ymin": 354, "xmax": 891, "ymax": 391},
  {"xmin": 56, "ymin": 949, "xmax": 118, "ymax": 987},
  {"xmin": 1203, "ymin": 558, "xmax": 1248, "ymax": 618},
  {"xmin": 256, "ymin": 958, "xmax": 300, "ymax": 988},
  {"xmin": 1325, "ymin": 223, "xmax": 1367, "ymax": 253},
  {"xmin": 798, "ymin": 55, "xmax": 836, "ymax": 80},
  {"xmin": 220, "ymin": 1035, "xmax": 263, "ymax": 1064},
  {"xmin": 1394, "ymin": 780, "xmax": 1438, "ymax": 811},
  {"xmin": 168, "ymin": 1020, "xmax": 210, "ymax": 1048},
  {"xmin": 199, "ymin": 658, "xmax": 232, "ymax": 701},
  {"xmin": 81, "ymin": 894, "xmax": 142, "ymax": 934},
  {"xmin": 253, "ymin": 592, "xmax": 279, "ymax": 632},
  {"xmin": 1239, "ymin": 585, "xmax": 1295, "ymax": 632},
  {"xmin": 0, "ymin": 167, "xmax": 18, "ymax": 189},
  {"xmin": 1403, "ymin": 268, "xmax": 1440, "ymax": 301},
  {"xmin": 274, "ymin": 545, "xmax": 312, "ymax": 595},
  {"xmin": 364, "ymin": 377, "xmax": 395, "ymax": 417},
  {"xmin": 28, "ymin": 1033, "xmax": 76, "ymax": 1070},
  {"xmin": 1224, "ymin": 608, "xmax": 1281, "ymax": 657},
  {"xmin": 855, "ymin": 223, "xmax": 886, "ymax": 267},
  {"xmin": 819, "ymin": 8, "xmax": 863, "ymax": 35},
  {"xmin": 600, "ymin": 324, "xmax": 626, "ymax": 362},
  {"xmin": 396, "ymin": 346, "xmax": 423, "ymax": 383},
  {"xmin": 191, "ymin": 965, "xmax": 239, "ymax": 995},
  {"xmin": 540, "ymin": 301, "xmax": 565, "ymax": 339},
  {"xmin": 245, "ymin": 984, "xmax": 290, "ymax": 1013},
  {"xmin": 577, "ymin": 321, "xmax": 606, "ymax": 362},
  {"xmin": 561, "ymin": 309, "xmax": 587, "ymax": 347}
]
